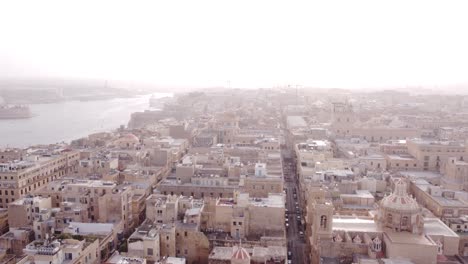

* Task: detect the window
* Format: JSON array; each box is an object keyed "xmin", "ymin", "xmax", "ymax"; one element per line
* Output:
[
  {"xmin": 184, "ymin": 231, "xmax": 187, "ymax": 237},
  {"xmin": 320, "ymin": 215, "xmax": 327, "ymax": 229},
  {"xmin": 147, "ymin": 248, "xmax": 153, "ymax": 256},
  {"xmin": 233, "ymin": 221, "xmax": 237, "ymax": 226},
  {"xmin": 402, "ymin": 216, "xmax": 408, "ymax": 226}
]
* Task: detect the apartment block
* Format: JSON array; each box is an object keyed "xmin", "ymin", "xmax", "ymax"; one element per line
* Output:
[{"xmin": 0, "ymin": 148, "xmax": 79, "ymax": 208}]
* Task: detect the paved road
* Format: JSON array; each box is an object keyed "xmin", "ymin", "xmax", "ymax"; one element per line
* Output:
[{"xmin": 283, "ymin": 147, "xmax": 309, "ymax": 264}]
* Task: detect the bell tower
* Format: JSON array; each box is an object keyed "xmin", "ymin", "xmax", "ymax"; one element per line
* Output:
[
  {"xmin": 311, "ymin": 201, "xmax": 334, "ymax": 245},
  {"xmin": 331, "ymin": 101, "xmax": 355, "ymax": 137}
]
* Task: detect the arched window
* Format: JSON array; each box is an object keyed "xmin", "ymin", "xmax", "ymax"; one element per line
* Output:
[
  {"xmin": 437, "ymin": 240, "xmax": 443, "ymax": 255},
  {"xmin": 373, "ymin": 237, "xmax": 382, "ymax": 252},
  {"xmin": 387, "ymin": 213, "xmax": 393, "ymax": 224},
  {"xmin": 320, "ymin": 215, "xmax": 327, "ymax": 229},
  {"xmin": 402, "ymin": 216, "xmax": 409, "ymax": 226}
]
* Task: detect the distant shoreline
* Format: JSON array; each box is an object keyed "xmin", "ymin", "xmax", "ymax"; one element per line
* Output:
[{"xmin": 0, "ymin": 94, "xmax": 166, "ymax": 148}]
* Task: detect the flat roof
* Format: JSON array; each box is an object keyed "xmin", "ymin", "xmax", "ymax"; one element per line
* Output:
[
  {"xmin": 400, "ymin": 171, "xmax": 442, "ymax": 180},
  {"xmin": 332, "ymin": 217, "xmax": 381, "ymax": 232},
  {"xmin": 287, "ymin": 116, "xmax": 307, "ymax": 128},
  {"xmin": 410, "ymin": 139, "xmax": 465, "ymax": 147},
  {"xmin": 384, "ymin": 229, "xmax": 434, "ymax": 246},
  {"xmin": 341, "ymin": 190, "xmax": 375, "ymax": 199},
  {"xmin": 361, "ymin": 155, "xmax": 385, "ymax": 160},
  {"xmin": 387, "ymin": 154, "xmax": 416, "ymax": 161},
  {"xmin": 423, "ymin": 218, "xmax": 459, "ymax": 238},
  {"xmin": 249, "ymin": 194, "xmax": 285, "ymax": 208},
  {"xmin": 66, "ymin": 222, "xmax": 113, "ymax": 235},
  {"xmin": 431, "ymin": 196, "xmax": 467, "ymax": 207}
]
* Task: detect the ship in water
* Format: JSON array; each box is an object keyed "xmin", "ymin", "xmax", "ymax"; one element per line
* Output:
[{"xmin": 0, "ymin": 105, "xmax": 33, "ymax": 119}]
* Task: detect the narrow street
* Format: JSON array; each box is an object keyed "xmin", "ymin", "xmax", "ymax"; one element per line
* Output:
[{"xmin": 282, "ymin": 134, "xmax": 308, "ymax": 264}]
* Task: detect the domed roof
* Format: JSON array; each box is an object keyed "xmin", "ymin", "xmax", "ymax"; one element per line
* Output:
[
  {"xmin": 113, "ymin": 133, "xmax": 139, "ymax": 144},
  {"xmin": 123, "ymin": 133, "xmax": 139, "ymax": 141},
  {"xmin": 231, "ymin": 246, "xmax": 250, "ymax": 260},
  {"xmin": 381, "ymin": 178, "xmax": 420, "ymax": 212}
]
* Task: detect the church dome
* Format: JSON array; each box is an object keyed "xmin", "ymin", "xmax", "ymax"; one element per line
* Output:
[
  {"xmin": 111, "ymin": 133, "xmax": 140, "ymax": 148},
  {"xmin": 231, "ymin": 245, "xmax": 250, "ymax": 264},
  {"xmin": 122, "ymin": 133, "xmax": 139, "ymax": 143},
  {"xmin": 378, "ymin": 178, "xmax": 424, "ymax": 234},
  {"xmin": 380, "ymin": 178, "xmax": 419, "ymax": 212}
]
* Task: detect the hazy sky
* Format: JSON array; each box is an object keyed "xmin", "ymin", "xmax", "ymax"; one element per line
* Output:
[{"xmin": 1, "ymin": 0, "xmax": 467, "ymax": 88}]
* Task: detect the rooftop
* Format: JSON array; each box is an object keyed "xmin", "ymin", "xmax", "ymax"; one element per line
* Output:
[
  {"xmin": 332, "ymin": 216, "xmax": 380, "ymax": 233},
  {"xmin": 384, "ymin": 230, "xmax": 434, "ymax": 246},
  {"xmin": 423, "ymin": 218, "xmax": 459, "ymax": 237},
  {"xmin": 10, "ymin": 195, "xmax": 49, "ymax": 206},
  {"xmin": 387, "ymin": 154, "xmax": 416, "ymax": 161},
  {"xmin": 248, "ymin": 194, "xmax": 285, "ymax": 208},
  {"xmin": 106, "ymin": 252, "xmax": 146, "ymax": 264},
  {"xmin": 286, "ymin": 116, "xmax": 307, "ymax": 128},
  {"xmin": 410, "ymin": 138, "xmax": 465, "ymax": 147},
  {"xmin": 399, "ymin": 171, "xmax": 442, "ymax": 180},
  {"xmin": 64, "ymin": 222, "xmax": 114, "ymax": 236}
]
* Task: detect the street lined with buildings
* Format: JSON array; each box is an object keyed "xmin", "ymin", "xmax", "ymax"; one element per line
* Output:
[{"xmin": 1, "ymin": 88, "xmax": 468, "ymax": 263}]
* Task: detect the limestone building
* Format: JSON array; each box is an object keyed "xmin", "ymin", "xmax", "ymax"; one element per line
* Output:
[
  {"xmin": 310, "ymin": 179, "xmax": 460, "ymax": 264},
  {"xmin": 0, "ymin": 148, "xmax": 79, "ymax": 208}
]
